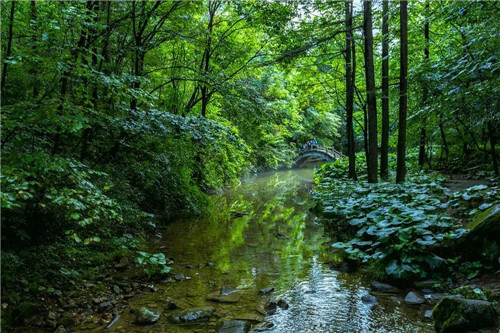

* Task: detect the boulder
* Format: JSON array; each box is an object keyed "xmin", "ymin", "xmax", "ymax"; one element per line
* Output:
[
  {"xmin": 217, "ymin": 320, "xmax": 250, "ymax": 333},
  {"xmin": 370, "ymin": 281, "xmax": 400, "ymax": 294},
  {"xmin": 405, "ymin": 291, "xmax": 425, "ymax": 305},
  {"xmin": 432, "ymin": 297, "xmax": 496, "ymax": 333},
  {"xmin": 169, "ymin": 307, "xmax": 213, "ymax": 323},
  {"xmin": 459, "ymin": 204, "xmax": 500, "ymax": 260},
  {"xmin": 133, "ymin": 307, "xmax": 160, "ymax": 325}
]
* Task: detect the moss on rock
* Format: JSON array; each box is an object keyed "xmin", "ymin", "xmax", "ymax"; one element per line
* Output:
[{"xmin": 432, "ymin": 297, "xmax": 496, "ymax": 333}]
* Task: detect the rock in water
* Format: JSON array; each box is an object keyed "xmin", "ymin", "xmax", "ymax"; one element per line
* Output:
[
  {"xmin": 370, "ymin": 281, "xmax": 400, "ymax": 294},
  {"xmin": 165, "ymin": 297, "xmax": 179, "ymax": 310},
  {"xmin": 259, "ymin": 287, "xmax": 274, "ymax": 295},
  {"xmin": 361, "ymin": 294, "xmax": 378, "ymax": 304},
  {"xmin": 221, "ymin": 286, "xmax": 239, "ymax": 296},
  {"xmin": 273, "ymin": 233, "xmax": 288, "ymax": 239},
  {"xmin": 169, "ymin": 307, "xmax": 213, "ymax": 323},
  {"xmin": 134, "ymin": 307, "xmax": 160, "ymax": 325},
  {"xmin": 217, "ymin": 320, "xmax": 251, "ymax": 333},
  {"xmin": 277, "ymin": 298, "xmax": 289, "ymax": 309},
  {"xmin": 207, "ymin": 289, "xmax": 241, "ymax": 303},
  {"xmin": 252, "ymin": 321, "xmax": 274, "ymax": 331},
  {"xmin": 174, "ymin": 274, "xmax": 186, "ymax": 282},
  {"xmin": 405, "ymin": 291, "xmax": 425, "ymax": 305},
  {"xmin": 432, "ymin": 297, "xmax": 496, "ymax": 333},
  {"xmin": 265, "ymin": 298, "xmax": 278, "ymax": 315}
]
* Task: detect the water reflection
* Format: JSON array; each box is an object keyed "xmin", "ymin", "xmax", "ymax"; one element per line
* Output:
[{"xmin": 91, "ymin": 167, "xmax": 433, "ymax": 332}]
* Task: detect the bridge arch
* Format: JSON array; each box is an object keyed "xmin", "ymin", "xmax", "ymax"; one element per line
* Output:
[{"xmin": 294, "ymin": 146, "xmax": 345, "ymax": 165}]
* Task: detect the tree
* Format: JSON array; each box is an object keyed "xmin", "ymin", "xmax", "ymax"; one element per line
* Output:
[
  {"xmin": 363, "ymin": 0, "xmax": 378, "ymax": 183},
  {"xmin": 396, "ymin": 0, "xmax": 408, "ymax": 183},
  {"xmin": 1, "ymin": 1, "xmax": 16, "ymax": 101},
  {"xmin": 345, "ymin": 0, "xmax": 357, "ymax": 180},
  {"xmin": 418, "ymin": 0, "xmax": 429, "ymax": 168},
  {"xmin": 380, "ymin": 0, "xmax": 390, "ymax": 180}
]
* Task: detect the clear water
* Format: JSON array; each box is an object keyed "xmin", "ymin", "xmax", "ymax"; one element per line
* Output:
[{"xmin": 79, "ymin": 167, "xmax": 434, "ymax": 332}]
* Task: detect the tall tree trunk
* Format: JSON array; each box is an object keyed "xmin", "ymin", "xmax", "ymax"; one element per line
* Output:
[
  {"xmin": 201, "ymin": 2, "xmax": 216, "ymax": 118},
  {"xmin": 345, "ymin": 0, "xmax": 357, "ymax": 180},
  {"xmin": 363, "ymin": 0, "xmax": 378, "ymax": 183},
  {"xmin": 1, "ymin": 1, "xmax": 16, "ymax": 102},
  {"xmin": 380, "ymin": 0, "xmax": 390, "ymax": 179},
  {"xmin": 488, "ymin": 121, "xmax": 499, "ymax": 176},
  {"xmin": 396, "ymin": 0, "xmax": 408, "ymax": 183},
  {"xmin": 418, "ymin": 0, "xmax": 430, "ymax": 167},
  {"xmin": 31, "ymin": 0, "xmax": 39, "ymax": 98}
]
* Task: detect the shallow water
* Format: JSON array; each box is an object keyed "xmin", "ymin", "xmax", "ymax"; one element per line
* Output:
[{"xmin": 91, "ymin": 167, "xmax": 434, "ymax": 332}]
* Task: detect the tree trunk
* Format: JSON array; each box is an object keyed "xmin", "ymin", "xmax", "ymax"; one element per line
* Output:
[
  {"xmin": 31, "ymin": 0, "xmax": 40, "ymax": 98},
  {"xmin": 363, "ymin": 0, "xmax": 378, "ymax": 183},
  {"xmin": 396, "ymin": 0, "xmax": 408, "ymax": 183},
  {"xmin": 345, "ymin": 0, "xmax": 357, "ymax": 180},
  {"xmin": 1, "ymin": 1, "xmax": 16, "ymax": 102},
  {"xmin": 418, "ymin": 0, "xmax": 430, "ymax": 167},
  {"xmin": 380, "ymin": 0, "xmax": 390, "ymax": 179}
]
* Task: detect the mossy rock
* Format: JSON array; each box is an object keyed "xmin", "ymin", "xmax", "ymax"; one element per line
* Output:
[
  {"xmin": 466, "ymin": 204, "xmax": 500, "ymax": 237},
  {"xmin": 458, "ymin": 204, "xmax": 500, "ymax": 260},
  {"xmin": 432, "ymin": 297, "xmax": 496, "ymax": 333},
  {"xmin": 133, "ymin": 307, "xmax": 160, "ymax": 325}
]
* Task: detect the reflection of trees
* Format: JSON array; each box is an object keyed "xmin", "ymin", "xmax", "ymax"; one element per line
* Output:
[
  {"xmin": 161, "ymin": 170, "xmax": 324, "ymax": 295},
  {"xmin": 199, "ymin": 170, "xmax": 324, "ymax": 291}
]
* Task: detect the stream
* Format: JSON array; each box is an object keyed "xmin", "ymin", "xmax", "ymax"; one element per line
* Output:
[{"xmin": 88, "ymin": 166, "xmax": 434, "ymax": 332}]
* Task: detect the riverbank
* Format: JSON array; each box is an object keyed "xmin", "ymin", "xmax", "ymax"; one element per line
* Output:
[{"xmin": 314, "ymin": 161, "xmax": 500, "ymax": 332}]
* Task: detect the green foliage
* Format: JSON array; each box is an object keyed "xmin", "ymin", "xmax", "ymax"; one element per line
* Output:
[
  {"xmin": 1, "ymin": 153, "xmax": 121, "ymax": 245},
  {"xmin": 316, "ymin": 167, "xmax": 497, "ymax": 280},
  {"xmin": 316, "ymin": 153, "xmax": 367, "ymax": 180},
  {"xmin": 448, "ymin": 184, "xmax": 499, "ymax": 218},
  {"xmin": 135, "ymin": 251, "xmax": 172, "ymax": 278}
]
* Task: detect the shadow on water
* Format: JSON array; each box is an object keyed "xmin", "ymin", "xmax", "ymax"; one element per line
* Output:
[{"xmin": 85, "ymin": 165, "xmax": 434, "ymax": 332}]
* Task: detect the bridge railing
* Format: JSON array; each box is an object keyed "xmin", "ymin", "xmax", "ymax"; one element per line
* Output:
[{"xmin": 299, "ymin": 146, "xmax": 346, "ymax": 160}]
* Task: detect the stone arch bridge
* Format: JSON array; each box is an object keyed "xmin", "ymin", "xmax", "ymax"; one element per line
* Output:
[{"xmin": 295, "ymin": 146, "xmax": 346, "ymax": 165}]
